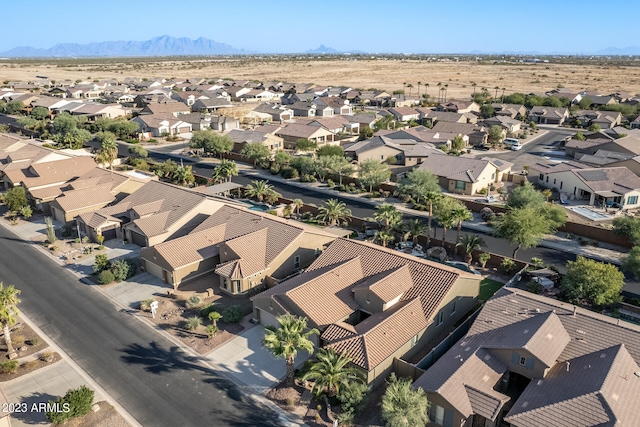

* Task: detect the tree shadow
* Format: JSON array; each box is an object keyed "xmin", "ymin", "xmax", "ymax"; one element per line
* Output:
[
  {"xmin": 119, "ymin": 341, "xmax": 284, "ymax": 426},
  {"xmin": 8, "ymin": 391, "xmax": 57, "ymax": 424}
]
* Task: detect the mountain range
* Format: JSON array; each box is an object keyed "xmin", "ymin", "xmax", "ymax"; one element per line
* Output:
[{"xmin": 0, "ymin": 35, "xmax": 249, "ymax": 57}]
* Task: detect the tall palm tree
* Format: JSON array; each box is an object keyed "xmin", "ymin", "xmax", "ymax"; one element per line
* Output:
[
  {"xmin": 244, "ymin": 180, "xmax": 274, "ymax": 203},
  {"xmin": 0, "ymin": 283, "xmax": 21, "ymax": 359},
  {"xmin": 471, "ymin": 82, "xmax": 477, "ymax": 95},
  {"xmin": 457, "ymin": 234, "xmax": 486, "ymax": 265},
  {"xmin": 451, "ymin": 204, "xmax": 473, "ymax": 244},
  {"xmin": 494, "ymin": 86, "xmax": 500, "ymax": 100},
  {"xmin": 436, "ymin": 82, "xmax": 442, "ymax": 102},
  {"xmin": 381, "ymin": 373, "xmax": 429, "ymax": 427},
  {"xmin": 263, "ymin": 314, "xmax": 319, "ymax": 386},
  {"xmin": 424, "ymin": 82, "xmax": 429, "ymax": 98},
  {"xmin": 404, "ymin": 219, "xmax": 428, "ymax": 245},
  {"xmin": 501, "ymin": 87, "xmax": 506, "ymax": 102},
  {"xmin": 301, "ymin": 348, "xmax": 365, "ymax": 398},
  {"xmin": 316, "ymin": 199, "xmax": 352, "ymax": 226},
  {"xmin": 416, "ymin": 81, "xmax": 421, "ymax": 97},
  {"xmin": 423, "ymin": 191, "xmax": 441, "ymax": 247},
  {"xmin": 406, "ymin": 83, "xmax": 414, "ymax": 96},
  {"xmin": 444, "ymin": 84, "xmax": 449, "ymax": 103},
  {"xmin": 292, "ymin": 198, "xmax": 304, "ymax": 217},
  {"xmin": 374, "ymin": 229, "xmax": 394, "ymax": 247},
  {"xmin": 373, "ymin": 203, "xmax": 402, "ymax": 230}
]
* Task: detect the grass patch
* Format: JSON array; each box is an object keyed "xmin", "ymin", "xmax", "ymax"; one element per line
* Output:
[{"xmin": 479, "ymin": 278, "xmax": 504, "ymax": 301}]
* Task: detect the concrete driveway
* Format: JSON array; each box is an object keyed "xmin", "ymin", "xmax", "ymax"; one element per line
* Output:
[
  {"xmin": 104, "ymin": 272, "xmax": 172, "ymax": 309},
  {"xmin": 207, "ymin": 325, "xmax": 311, "ymax": 394}
]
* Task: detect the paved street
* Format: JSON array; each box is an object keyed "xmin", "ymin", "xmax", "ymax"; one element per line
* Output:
[{"xmin": 0, "ymin": 225, "xmax": 285, "ymax": 427}]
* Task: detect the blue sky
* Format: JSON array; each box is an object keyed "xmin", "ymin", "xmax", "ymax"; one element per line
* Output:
[{"xmin": 2, "ymin": 0, "xmax": 639, "ymax": 54}]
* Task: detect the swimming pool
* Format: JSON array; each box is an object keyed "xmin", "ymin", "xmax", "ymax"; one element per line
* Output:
[{"xmin": 569, "ymin": 206, "xmax": 609, "ymax": 221}]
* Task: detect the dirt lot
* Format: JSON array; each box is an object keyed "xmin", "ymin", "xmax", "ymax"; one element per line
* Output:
[
  {"xmin": 53, "ymin": 401, "xmax": 130, "ymax": 427},
  {"xmin": 2, "ymin": 58, "xmax": 640, "ymax": 98}
]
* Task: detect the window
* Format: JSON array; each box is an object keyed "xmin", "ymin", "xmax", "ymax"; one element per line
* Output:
[
  {"xmin": 629, "ymin": 196, "xmax": 638, "ymax": 205},
  {"xmin": 553, "ymin": 178, "xmax": 556, "ymax": 185},
  {"xmin": 560, "ymin": 181, "xmax": 563, "ymax": 189},
  {"xmin": 546, "ymin": 176, "xmax": 549, "ymax": 182},
  {"xmin": 411, "ymin": 334, "xmax": 418, "ymax": 347},
  {"xmin": 231, "ymin": 280, "xmax": 241, "ymax": 293},
  {"xmin": 520, "ymin": 356, "xmax": 527, "ymax": 366},
  {"xmin": 294, "ymin": 255, "xmax": 300, "ymax": 269},
  {"xmin": 491, "ymin": 172, "xmax": 495, "ymax": 180},
  {"xmin": 539, "ymin": 174, "xmax": 544, "ymax": 180},
  {"xmin": 436, "ymin": 311, "xmax": 444, "ymax": 326},
  {"xmin": 450, "ymin": 299, "xmax": 457, "ymax": 316},
  {"xmin": 455, "ymin": 181, "xmax": 465, "ymax": 191},
  {"xmin": 223, "ymin": 279, "xmax": 228, "ymax": 289}
]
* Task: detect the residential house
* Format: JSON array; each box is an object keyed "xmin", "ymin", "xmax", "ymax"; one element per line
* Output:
[
  {"xmin": 253, "ymin": 103, "xmax": 294, "ymax": 123},
  {"xmin": 50, "ymin": 168, "xmax": 155, "ymax": 223},
  {"xmin": 387, "ymin": 107, "xmax": 420, "ymax": 122},
  {"xmin": 482, "ymin": 116, "xmax": 522, "ymax": 133},
  {"xmin": 191, "ymin": 98, "xmax": 234, "ymax": 113},
  {"xmin": 281, "ymin": 92, "xmax": 317, "ymax": 105},
  {"xmin": 226, "ymin": 128, "xmax": 284, "ymax": 154},
  {"xmin": 226, "ymin": 86, "xmax": 252, "ymax": 101},
  {"xmin": 140, "ymin": 205, "xmax": 337, "ymax": 291},
  {"xmin": 132, "ymin": 114, "xmax": 192, "ymax": 137},
  {"xmin": 377, "ymin": 128, "xmax": 462, "ymax": 148},
  {"xmin": 533, "ymin": 162, "xmax": 640, "ymax": 207},
  {"xmin": 313, "ymin": 97, "xmax": 352, "ymax": 115},
  {"xmin": 239, "ymin": 89, "xmax": 280, "ymax": 102},
  {"xmin": 436, "ymin": 100, "xmax": 480, "ymax": 114},
  {"xmin": 631, "ymin": 115, "xmax": 640, "ymax": 129},
  {"xmin": 252, "ymin": 238, "xmax": 482, "ymax": 385},
  {"xmin": 585, "ymin": 94, "xmax": 618, "ymax": 108},
  {"xmin": 303, "ymin": 116, "xmax": 360, "ymax": 136},
  {"xmin": 171, "ymin": 91, "xmax": 208, "ymax": 107},
  {"xmin": 491, "ymin": 103, "xmax": 527, "ymax": 119},
  {"xmin": 274, "ymin": 123, "xmax": 336, "ymax": 148},
  {"xmin": 76, "ymin": 180, "xmax": 225, "ymax": 246},
  {"xmin": 179, "ymin": 113, "xmax": 239, "ymax": 132},
  {"xmin": 414, "ymin": 287, "xmax": 640, "ymax": 427},
  {"xmin": 349, "ymin": 113, "xmax": 382, "ymax": 130},
  {"xmin": 4, "ymin": 156, "xmax": 97, "ymax": 212},
  {"xmin": 575, "ymin": 110, "xmax": 622, "ymax": 129},
  {"xmin": 481, "ymin": 157, "xmax": 514, "ymax": 182},
  {"xmin": 545, "ymin": 88, "xmax": 582, "ymax": 104},
  {"xmin": 289, "ymin": 101, "xmax": 318, "ymax": 117},
  {"xmin": 432, "ymin": 122, "xmax": 488, "ymax": 146},
  {"xmin": 563, "ymin": 132, "xmax": 616, "ymax": 158},
  {"xmin": 70, "ymin": 103, "xmax": 128, "ymax": 120},
  {"xmin": 575, "ymin": 150, "xmax": 635, "ymax": 168},
  {"xmin": 417, "ymin": 153, "xmax": 501, "ymax": 195},
  {"xmin": 344, "ymin": 135, "xmax": 440, "ymax": 166},
  {"xmin": 528, "ymin": 106, "xmax": 569, "ymax": 125},
  {"xmin": 140, "ymin": 102, "xmax": 191, "ymax": 117}
]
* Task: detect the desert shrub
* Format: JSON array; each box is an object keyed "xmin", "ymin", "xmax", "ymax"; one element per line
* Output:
[
  {"xmin": 186, "ymin": 295, "xmax": 202, "ymax": 309},
  {"xmin": 478, "ymin": 252, "xmax": 491, "ymax": 268},
  {"xmin": 46, "ymin": 385, "xmax": 94, "ymax": 424},
  {"xmin": 140, "ymin": 298, "xmax": 155, "ymax": 312},
  {"xmin": 96, "ymin": 235, "xmax": 105, "ymax": 245},
  {"xmin": 280, "ymin": 167, "xmax": 298, "ymax": 179},
  {"xmin": 327, "ymin": 179, "xmax": 335, "ymax": 188},
  {"xmin": 110, "ymin": 258, "xmax": 133, "ymax": 281},
  {"xmin": 29, "ymin": 337, "xmax": 40, "ymax": 346},
  {"xmin": 11, "ymin": 334, "xmax": 25, "ymax": 347},
  {"xmin": 500, "ymin": 258, "xmax": 517, "ymax": 274},
  {"xmin": 22, "ymin": 360, "xmax": 39, "ymax": 370},
  {"xmin": 299, "ymin": 174, "xmax": 317, "ymax": 183},
  {"xmin": 40, "ymin": 351, "xmax": 54, "ymax": 361},
  {"xmin": 98, "ymin": 269, "xmax": 115, "ymax": 285},
  {"xmin": 285, "ymin": 398, "xmax": 294, "ymax": 407},
  {"xmin": 526, "ymin": 281, "xmax": 544, "ymax": 295},
  {"xmin": 199, "ymin": 303, "xmax": 218, "ymax": 318},
  {"xmin": 269, "ymin": 165, "xmax": 281, "ymax": 175},
  {"xmin": 185, "ymin": 316, "xmax": 202, "ymax": 331},
  {"xmin": 93, "ymin": 253, "xmax": 110, "ymax": 273},
  {"xmin": 205, "ymin": 324, "xmax": 218, "ymax": 339},
  {"xmin": 480, "ymin": 207, "xmax": 495, "ymax": 222},
  {"xmin": 221, "ymin": 305, "xmax": 244, "ymax": 323},
  {"xmin": 1, "ymin": 360, "xmax": 19, "ymax": 374}
]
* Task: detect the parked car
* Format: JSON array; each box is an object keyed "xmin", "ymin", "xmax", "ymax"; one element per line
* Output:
[{"xmin": 473, "ymin": 144, "xmax": 490, "ymax": 151}]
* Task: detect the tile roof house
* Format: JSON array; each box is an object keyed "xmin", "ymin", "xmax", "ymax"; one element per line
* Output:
[
  {"xmin": 313, "ymin": 97, "xmax": 352, "ymax": 115},
  {"xmin": 435, "ymin": 100, "xmax": 480, "ymax": 114},
  {"xmin": 528, "ymin": 106, "xmax": 569, "ymax": 125},
  {"xmin": 132, "ymin": 114, "xmax": 192, "ymax": 137},
  {"xmin": 252, "ymin": 103, "xmax": 294, "ymax": 123},
  {"xmin": 387, "ymin": 107, "xmax": 420, "ymax": 122},
  {"xmin": 252, "ymin": 238, "xmax": 481, "ymax": 385},
  {"xmin": 417, "ymin": 153, "xmax": 501, "ymax": 195},
  {"xmin": 482, "ymin": 116, "xmax": 522, "ymax": 133},
  {"xmin": 431, "ymin": 122, "xmax": 488, "ymax": 146},
  {"xmin": 344, "ymin": 135, "xmax": 441, "ymax": 166},
  {"xmin": 575, "ymin": 110, "xmax": 622, "ymax": 129},
  {"xmin": 49, "ymin": 168, "xmax": 156, "ymax": 224},
  {"xmin": 76, "ymin": 180, "xmax": 225, "ymax": 247},
  {"xmin": 226, "ymin": 128, "xmax": 284, "ymax": 154},
  {"xmin": 299, "ymin": 116, "xmax": 360, "ymax": 136},
  {"xmin": 274, "ymin": 123, "xmax": 336, "ymax": 149},
  {"xmin": 491, "ymin": 103, "xmax": 527, "ymax": 119},
  {"xmin": 533, "ymin": 163, "xmax": 640, "ymax": 208},
  {"xmin": 139, "ymin": 102, "xmax": 191, "ymax": 117},
  {"xmin": 414, "ymin": 287, "xmax": 640, "ymax": 427},
  {"xmin": 140, "ymin": 205, "xmax": 337, "ymax": 291}
]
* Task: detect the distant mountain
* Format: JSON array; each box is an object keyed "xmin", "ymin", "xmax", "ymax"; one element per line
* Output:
[
  {"xmin": 594, "ymin": 46, "xmax": 640, "ymax": 55},
  {"xmin": 0, "ymin": 35, "xmax": 249, "ymax": 57},
  {"xmin": 305, "ymin": 45, "xmax": 340, "ymax": 54}
]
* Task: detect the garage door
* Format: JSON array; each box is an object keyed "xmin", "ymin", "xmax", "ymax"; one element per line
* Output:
[
  {"xmin": 257, "ymin": 308, "xmax": 279, "ymax": 328},
  {"xmin": 144, "ymin": 260, "xmax": 165, "ymax": 282},
  {"xmin": 130, "ymin": 231, "xmax": 147, "ymax": 247},
  {"xmin": 101, "ymin": 228, "xmax": 117, "ymax": 241}
]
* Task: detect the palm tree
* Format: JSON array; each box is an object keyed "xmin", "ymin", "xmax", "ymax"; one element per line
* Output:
[
  {"xmin": 302, "ymin": 348, "xmax": 365, "ymax": 398},
  {"xmin": 501, "ymin": 87, "xmax": 506, "ymax": 102},
  {"xmin": 457, "ymin": 234, "xmax": 486, "ymax": 264},
  {"xmin": 244, "ymin": 180, "xmax": 274, "ymax": 203},
  {"xmin": 171, "ymin": 165, "xmax": 195, "ymax": 186},
  {"xmin": 494, "ymin": 86, "xmax": 500, "ymax": 100},
  {"xmin": 406, "ymin": 83, "xmax": 413, "ymax": 96},
  {"xmin": 451, "ymin": 205, "xmax": 473, "ymax": 244},
  {"xmin": 436, "ymin": 82, "xmax": 442, "ymax": 102},
  {"xmin": 417, "ymin": 81, "xmax": 421, "ymax": 97},
  {"xmin": 292, "ymin": 198, "xmax": 304, "ymax": 217},
  {"xmin": 423, "ymin": 191, "xmax": 441, "ymax": 247},
  {"xmin": 208, "ymin": 311, "xmax": 222, "ymax": 327},
  {"xmin": 374, "ymin": 229, "xmax": 395, "ymax": 247},
  {"xmin": 212, "ymin": 159, "xmax": 238, "ymax": 183},
  {"xmin": 0, "ymin": 283, "xmax": 21, "ymax": 359},
  {"xmin": 373, "ymin": 203, "xmax": 402, "ymax": 230},
  {"xmin": 404, "ymin": 219, "xmax": 428, "ymax": 245},
  {"xmin": 444, "ymin": 84, "xmax": 449, "ymax": 103},
  {"xmin": 316, "ymin": 199, "xmax": 352, "ymax": 226},
  {"xmin": 424, "ymin": 82, "xmax": 429, "ymax": 99},
  {"xmin": 471, "ymin": 82, "xmax": 477, "ymax": 95},
  {"xmin": 262, "ymin": 314, "xmax": 319, "ymax": 386},
  {"xmin": 381, "ymin": 373, "xmax": 429, "ymax": 427}
]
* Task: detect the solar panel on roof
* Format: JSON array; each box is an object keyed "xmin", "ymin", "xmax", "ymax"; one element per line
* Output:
[
  {"xmin": 493, "ymin": 160, "xmax": 504, "ymax": 166},
  {"xmin": 578, "ymin": 170, "xmax": 608, "ymax": 181}
]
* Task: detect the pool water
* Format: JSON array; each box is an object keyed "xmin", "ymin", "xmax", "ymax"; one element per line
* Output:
[{"xmin": 569, "ymin": 206, "xmax": 609, "ymax": 221}]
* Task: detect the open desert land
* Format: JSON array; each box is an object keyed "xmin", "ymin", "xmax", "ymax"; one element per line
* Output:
[{"xmin": 2, "ymin": 58, "xmax": 640, "ymax": 97}]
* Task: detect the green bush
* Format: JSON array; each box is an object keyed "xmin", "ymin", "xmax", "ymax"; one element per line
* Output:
[
  {"xmin": 327, "ymin": 179, "xmax": 335, "ymax": 188},
  {"xmin": 280, "ymin": 167, "xmax": 298, "ymax": 179},
  {"xmin": 98, "ymin": 269, "xmax": 115, "ymax": 285},
  {"xmin": 299, "ymin": 174, "xmax": 317, "ymax": 183},
  {"xmin": 46, "ymin": 385, "xmax": 94, "ymax": 424},
  {"xmin": 185, "ymin": 316, "xmax": 202, "ymax": 331},
  {"xmin": 93, "ymin": 254, "xmax": 110, "ymax": 274},
  {"xmin": 4, "ymin": 186, "xmax": 28, "ymax": 211},
  {"xmin": 500, "ymin": 258, "xmax": 517, "ymax": 274},
  {"xmin": 110, "ymin": 258, "xmax": 132, "ymax": 281},
  {"xmin": 186, "ymin": 295, "xmax": 202, "ymax": 309},
  {"xmin": 140, "ymin": 298, "xmax": 155, "ymax": 312},
  {"xmin": 0, "ymin": 360, "xmax": 19, "ymax": 374},
  {"xmin": 199, "ymin": 303, "xmax": 218, "ymax": 318},
  {"xmin": 205, "ymin": 324, "xmax": 218, "ymax": 339},
  {"xmin": 221, "ymin": 305, "xmax": 244, "ymax": 323},
  {"xmin": 269, "ymin": 165, "xmax": 281, "ymax": 175}
]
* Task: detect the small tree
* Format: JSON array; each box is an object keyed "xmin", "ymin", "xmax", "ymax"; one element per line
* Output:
[
  {"xmin": 128, "ymin": 145, "xmax": 148, "ymax": 159},
  {"xmin": 487, "ymin": 125, "xmax": 504, "ymax": 147},
  {"xmin": 93, "ymin": 253, "xmax": 110, "ymax": 274},
  {"xmin": 207, "ymin": 311, "xmax": 222, "ymax": 327},
  {"xmin": 381, "ymin": 373, "xmax": 429, "ymax": 427},
  {"xmin": 478, "ymin": 252, "xmax": 491, "ymax": 268},
  {"xmin": 295, "ymin": 138, "xmax": 318, "ymax": 152},
  {"xmin": 450, "ymin": 135, "xmax": 466, "ymax": 153},
  {"xmin": 317, "ymin": 145, "xmax": 344, "ymax": 157},
  {"xmin": 316, "ymin": 199, "xmax": 352, "ymax": 226},
  {"xmin": 458, "ymin": 234, "xmax": 486, "ymax": 264},
  {"xmin": 622, "ymin": 246, "xmax": 640, "ymax": 280},
  {"xmin": 612, "ymin": 216, "xmax": 640, "ymax": 246},
  {"xmin": 0, "ymin": 283, "xmax": 21, "ymax": 358},
  {"xmin": 358, "ymin": 159, "xmax": 390, "ymax": 192},
  {"xmin": 4, "ymin": 186, "xmax": 28, "ymax": 211},
  {"xmin": 561, "ymin": 256, "xmax": 624, "ymax": 307},
  {"xmin": 493, "ymin": 206, "xmax": 561, "ymax": 258},
  {"xmin": 240, "ymin": 142, "xmax": 271, "ymax": 166},
  {"xmin": 190, "ymin": 130, "xmax": 233, "ymax": 157},
  {"xmin": 46, "ymin": 386, "xmax": 94, "ymax": 424}
]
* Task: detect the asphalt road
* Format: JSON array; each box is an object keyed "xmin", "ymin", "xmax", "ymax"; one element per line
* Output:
[{"xmin": 0, "ymin": 225, "xmax": 283, "ymax": 427}]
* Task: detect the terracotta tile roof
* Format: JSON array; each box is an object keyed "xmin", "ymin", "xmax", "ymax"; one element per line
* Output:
[
  {"xmin": 216, "ymin": 228, "xmax": 268, "ymax": 278},
  {"xmin": 417, "ymin": 153, "xmax": 494, "ymax": 183},
  {"xmin": 255, "ymin": 238, "xmax": 473, "ymax": 370},
  {"xmin": 5, "ymin": 156, "xmax": 97, "ymax": 189},
  {"xmin": 50, "ymin": 183, "xmax": 116, "ymax": 212},
  {"xmin": 77, "ymin": 211, "xmax": 121, "ymax": 229},
  {"xmin": 29, "ymin": 185, "xmax": 66, "ymax": 200}
]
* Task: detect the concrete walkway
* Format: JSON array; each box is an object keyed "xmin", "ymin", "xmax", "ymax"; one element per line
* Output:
[
  {"xmin": 206, "ymin": 325, "xmax": 310, "ymax": 395},
  {"xmin": 2, "ymin": 361, "xmax": 105, "ymax": 427}
]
